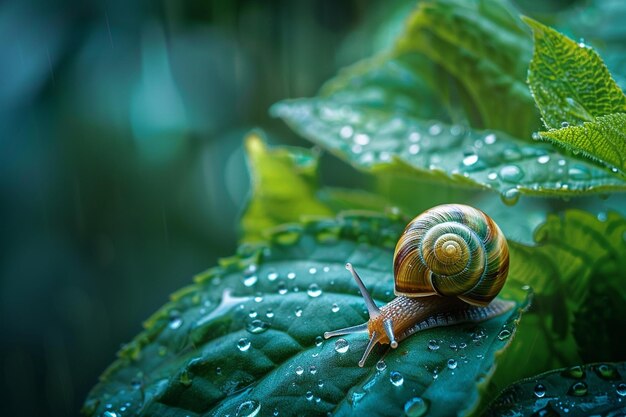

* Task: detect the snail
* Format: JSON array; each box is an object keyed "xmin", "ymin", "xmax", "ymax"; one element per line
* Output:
[{"xmin": 324, "ymin": 204, "xmax": 513, "ymax": 367}]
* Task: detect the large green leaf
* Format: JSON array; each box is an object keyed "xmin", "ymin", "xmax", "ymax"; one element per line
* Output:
[
  {"xmin": 272, "ymin": 99, "xmax": 626, "ymax": 200},
  {"xmin": 524, "ymin": 17, "xmax": 626, "ymax": 129},
  {"xmin": 83, "ymin": 213, "xmax": 528, "ymax": 417},
  {"xmin": 398, "ymin": 0, "xmax": 540, "ymax": 138},
  {"xmin": 484, "ymin": 362, "xmax": 626, "ymax": 416},
  {"xmin": 240, "ymin": 133, "xmax": 334, "ymax": 242},
  {"xmin": 540, "ymin": 112, "xmax": 626, "ymax": 175},
  {"xmin": 489, "ymin": 210, "xmax": 626, "ymax": 393}
]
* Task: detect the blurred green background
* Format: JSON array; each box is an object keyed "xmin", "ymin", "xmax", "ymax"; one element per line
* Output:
[{"xmin": 0, "ymin": 1, "xmax": 415, "ymax": 415}]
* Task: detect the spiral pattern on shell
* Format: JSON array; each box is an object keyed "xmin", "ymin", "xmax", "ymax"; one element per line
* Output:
[{"xmin": 393, "ymin": 204, "xmax": 509, "ymax": 306}]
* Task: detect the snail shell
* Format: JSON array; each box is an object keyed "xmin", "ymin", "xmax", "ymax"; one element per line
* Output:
[
  {"xmin": 323, "ymin": 204, "xmax": 512, "ymax": 367},
  {"xmin": 393, "ymin": 204, "xmax": 509, "ymax": 306}
]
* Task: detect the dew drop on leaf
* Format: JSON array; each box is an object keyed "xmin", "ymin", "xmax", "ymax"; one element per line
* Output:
[
  {"xmin": 243, "ymin": 275, "xmax": 258, "ymax": 287},
  {"xmin": 534, "ymin": 383, "xmax": 546, "ymax": 398},
  {"xmin": 287, "ymin": 272, "xmax": 296, "ymax": 280},
  {"xmin": 235, "ymin": 400, "xmax": 261, "ymax": 417},
  {"xmin": 500, "ymin": 188, "xmax": 521, "ymax": 206},
  {"xmin": 334, "ymin": 338, "xmax": 349, "ymax": 353},
  {"xmin": 404, "ymin": 397, "xmax": 429, "ymax": 417},
  {"xmin": 295, "ymin": 307, "xmax": 303, "ymax": 317},
  {"xmin": 295, "ymin": 366, "xmax": 304, "ymax": 376},
  {"xmin": 246, "ymin": 319, "xmax": 270, "ymax": 334},
  {"xmin": 499, "ymin": 165, "xmax": 524, "ymax": 182},
  {"xmin": 616, "ymin": 383, "xmax": 626, "ymax": 396},
  {"xmin": 447, "ymin": 359, "xmax": 458, "ymax": 370},
  {"xmin": 265, "ymin": 309, "xmax": 274, "ymax": 318},
  {"xmin": 237, "ymin": 338, "xmax": 251, "ymax": 352},
  {"xmin": 497, "ymin": 329, "xmax": 511, "ymax": 340},
  {"xmin": 305, "ymin": 391, "xmax": 313, "ymax": 401},
  {"xmin": 315, "ymin": 336, "xmax": 323, "ymax": 347},
  {"xmin": 267, "ymin": 271, "xmax": 278, "ymax": 281},
  {"xmin": 309, "ymin": 365, "xmax": 317, "ymax": 375},
  {"xmin": 390, "ymin": 371, "xmax": 404, "ymax": 387},
  {"xmin": 376, "ymin": 360, "xmax": 387, "ymax": 372},
  {"xmin": 277, "ymin": 282, "xmax": 288, "ymax": 295},
  {"xmin": 427, "ymin": 339, "xmax": 439, "ymax": 351},
  {"xmin": 567, "ymin": 381, "xmax": 588, "ymax": 397},
  {"xmin": 307, "ymin": 283, "xmax": 322, "ymax": 298},
  {"xmin": 331, "ymin": 303, "xmax": 340, "ymax": 313}
]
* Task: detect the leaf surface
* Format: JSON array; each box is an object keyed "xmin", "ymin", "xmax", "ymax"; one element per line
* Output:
[
  {"xmin": 83, "ymin": 214, "xmax": 527, "ymax": 417},
  {"xmin": 485, "ymin": 362, "xmax": 626, "ymax": 417},
  {"xmin": 540, "ymin": 113, "xmax": 626, "ymax": 175},
  {"xmin": 525, "ymin": 17, "xmax": 626, "ymax": 128}
]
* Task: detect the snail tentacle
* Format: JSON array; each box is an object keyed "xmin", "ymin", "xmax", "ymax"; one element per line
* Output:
[
  {"xmin": 323, "ymin": 322, "xmax": 368, "ymax": 339},
  {"xmin": 383, "ymin": 318, "xmax": 398, "ymax": 348},
  {"xmin": 359, "ymin": 330, "xmax": 381, "ymax": 368},
  {"xmin": 346, "ymin": 263, "xmax": 380, "ymax": 319}
]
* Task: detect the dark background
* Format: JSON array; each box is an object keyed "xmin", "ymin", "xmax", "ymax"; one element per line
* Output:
[{"xmin": 0, "ymin": 0, "xmax": 604, "ymax": 416}]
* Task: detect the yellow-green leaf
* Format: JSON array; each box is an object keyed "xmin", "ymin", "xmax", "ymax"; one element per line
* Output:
[{"xmin": 524, "ymin": 17, "xmax": 626, "ymax": 128}]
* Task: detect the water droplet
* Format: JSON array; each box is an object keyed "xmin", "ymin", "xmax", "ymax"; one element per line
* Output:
[
  {"xmin": 315, "ymin": 336, "xmax": 323, "ymax": 346},
  {"xmin": 305, "ymin": 391, "xmax": 313, "ymax": 401},
  {"xmin": 295, "ymin": 366, "xmax": 304, "ymax": 376},
  {"xmin": 295, "ymin": 307, "xmax": 303, "ymax": 317},
  {"xmin": 318, "ymin": 379, "xmax": 324, "ymax": 388},
  {"xmin": 595, "ymin": 363, "xmax": 619, "ymax": 380},
  {"xmin": 254, "ymin": 295, "xmax": 263, "ymax": 303},
  {"xmin": 334, "ymin": 338, "xmax": 349, "ymax": 353},
  {"xmin": 277, "ymin": 282, "xmax": 288, "ymax": 295},
  {"xmin": 561, "ymin": 365, "xmax": 585, "ymax": 379},
  {"xmin": 169, "ymin": 314, "xmax": 183, "ymax": 330},
  {"xmin": 273, "ymin": 408, "xmax": 279, "ymax": 416},
  {"xmin": 487, "ymin": 172, "xmax": 498, "ymax": 181},
  {"xmin": 449, "ymin": 343, "xmax": 458, "ymax": 351},
  {"xmin": 404, "ymin": 397, "xmax": 429, "ymax": 417},
  {"xmin": 237, "ymin": 338, "xmax": 251, "ymax": 352},
  {"xmin": 103, "ymin": 412, "xmax": 119, "ymax": 417},
  {"xmin": 390, "ymin": 371, "xmax": 404, "ymax": 387},
  {"xmin": 568, "ymin": 381, "xmax": 588, "ymax": 397},
  {"xmin": 267, "ymin": 271, "xmax": 279, "ymax": 281},
  {"xmin": 447, "ymin": 359, "xmax": 457, "ymax": 369},
  {"xmin": 246, "ymin": 319, "xmax": 270, "ymax": 334},
  {"xmin": 537, "ymin": 155, "xmax": 550, "ymax": 164},
  {"xmin": 561, "ymin": 121, "xmax": 570, "ymax": 128},
  {"xmin": 216, "ymin": 367, "xmax": 222, "ymax": 375},
  {"xmin": 532, "ymin": 132, "xmax": 541, "ymax": 140},
  {"xmin": 265, "ymin": 309, "xmax": 274, "ymax": 318},
  {"xmin": 462, "ymin": 154, "xmax": 479, "ymax": 166},
  {"xmin": 376, "ymin": 360, "xmax": 387, "ymax": 372},
  {"xmin": 409, "ymin": 144, "xmax": 421, "ymax": 154},
  {"xmin": 236, "ymin": 400, "xmax": 261, "ymax": 417},
  {"xmin": 340, "ymin": 126, "xmax": 354, "ymax": 139},
  {"xmin": 459, "ymin": 342, "xmax": 467, "ymax": 349},
  {"xmin": 354, "ymin": 133, "xmax": 370, "ymax": 146},
  {"xmin": 309, "ymin": 365, "xmax": 317, "ymax": 375},
  {"xmin": 616, "ymin": 383, "xmax": 626, "ymax": 396},
  {"xmin": 499, "ymin": 165, "xmax": 524, "ymax": 182},
  {"xmin": 597, "ymin": 212, "xmax": 608, "ymax": 222},
  {"xmin": 427, "ymin": 339, "xmax": 439, "ymax": 351},
  {"xmin": 307, "ymin": 283, "xmax": 322, "ymax": 298},
  {"xmin": 429, "ymin": 124, "xmax": 442, "ymax": 136},
  {"xmin": 534, "ymin": 383, "xmax": 546, "ymax": 398},
  {"xmin": 409, "ymin": 132, "xmax": 421, "ymax": 142},
  {"xmin": 484, "ymin": 133, "xmax": 496, "ymax": 144},
  {"xmin": 501, "ymin": 188, "xmax": 521, "ymax": 206},
  {"xmin": 322, "ymin": 266, "xmax": 330, "ymax": 273},
  {"xmin": 331, "ymin": 303, "xmax": 340, "ymax": 313},
  {"xmin": 287, "ymin": 272, "xmax": 296, "ymax": 280},
  {"xmin": 351, "ymin": 144, "xmax": 362, "ymax": 154},
  {"xmin": 497, "ymin": 329, "xmax": 511, "ymax": 340},
  {"xmin": 568, "ymin": 165, "xmax": 590, "ymax": 180},
  {"xmin": 243, "ymin": 275, "xmax": 258, "ymax": 287}
]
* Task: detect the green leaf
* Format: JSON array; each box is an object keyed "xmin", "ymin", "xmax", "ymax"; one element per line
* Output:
[
  {"xmin": 490, "ymin": 210, "xmax": 626, "ymax": 392},
  {"xmin": 540, "ymin": 113, "xmax": 626, "ymax": 175},
  {"xmin": 240, "ymin": 133, "xmax": 334, "ymax": 242},
  {"xmin": 524, "ymin": 17, "xmax": 626, "ymax": 128},
  {"xmin": 398, "ymin": 0, "xmax": 540, "ymax": 138},
  {"xmin": 272, "ymin": 99, "xmax": 626, "ymax": 199},
  {"xmin": 83, "ymin": 214, "xmax": 528, "ymax": 417},
  {"xmin": 484, "ymin": 362, "xmax": 626, "ymax": 416}
]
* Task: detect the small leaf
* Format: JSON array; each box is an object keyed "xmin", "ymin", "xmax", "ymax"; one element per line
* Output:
[
  {"xmin": 540, "ymin": 113, "xmax": 626, "ymax": 175},
  {"xmin": 241, "ymin": 132, "xmax": 333, "ymax": 242},
  {"xmin": 398, "ymin": 0, "xmax": 540, "ymax": 138},
  {"xmin": 83, "ymin": 214, "xmax": 528, "ymax": 417},
  {"xmin": 491, "ymin": 210, "xmax": 626, "ymax": 392},
  {"xmin": 524, "ymin": 17, "xmax": 626, "ymax": 128},
  {"xmin": 485, "ymin": 362, "xmax": 626, "ymax": 416},
  {"xmin": 272, "ymin": 99, "xmax": 626, "ymax": 198}
]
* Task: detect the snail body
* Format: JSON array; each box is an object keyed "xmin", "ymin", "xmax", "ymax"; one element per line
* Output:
[{"xmin": 323, "ymin": 204, "xmax": 512, "ymax": 367}]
